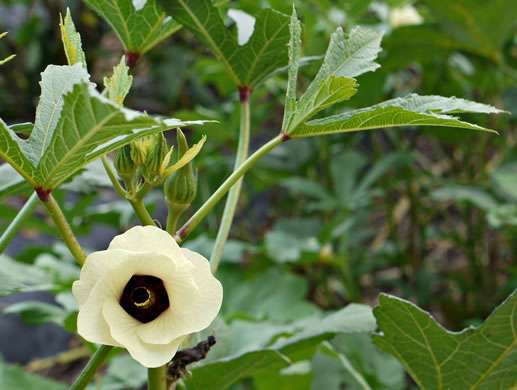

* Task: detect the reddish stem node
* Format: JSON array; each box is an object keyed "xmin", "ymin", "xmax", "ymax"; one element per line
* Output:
[
  {"xmin": 280, "ymin": 131, "xmax": 291, "ymax": 142},
  {"xmin": 35, "ymin": 187, "xmax": 52, "ymax": 202},
  {"xmin": 125, "ymin": 52, "xmax": 140, "ymax": 68},
  {"xmin": 176, "ymin": 223, "xmax": 188, "ymax": 241},
  {"xmin": 238, "ymin": 86, "xmax": 252, "ymax": 103}
]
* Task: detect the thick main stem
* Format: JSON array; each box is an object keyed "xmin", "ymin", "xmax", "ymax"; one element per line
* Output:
[
  {"xmin": 70, "ymin": 345, "xmax": 113, "ymax": 390},
  {"xmin": 43, "ymin": 194, "xmax": 86, "ymax": 266},
  {"xmin": 0, "ymin": 192, "xmax": 39, "ymax": 253},
  {"xmin": 175, "ymin": 135, "xmax": 284, "ymax": 243},
  {"xmin": 209, "ymin": 97, "xmax": 250, "ymax": 273},
  {"xmin": 148, "ymin": 365, "xmax": 167, "ymax": 390}
]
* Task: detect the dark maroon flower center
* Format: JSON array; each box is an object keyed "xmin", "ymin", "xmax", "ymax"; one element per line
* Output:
[{"xmin": 120, "ymin": 275, "xmax": 170, "ymax": 323}]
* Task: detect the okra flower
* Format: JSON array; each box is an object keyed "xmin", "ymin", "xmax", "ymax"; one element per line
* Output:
[{"xmin": 72, "ymin": 226, "xmax": 222, "ymax": 367}]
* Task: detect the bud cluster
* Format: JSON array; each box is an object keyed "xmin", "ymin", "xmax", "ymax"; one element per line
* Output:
[{"xmin": 112, "ymin": 130, "xmax": 201, "ymax": 229}]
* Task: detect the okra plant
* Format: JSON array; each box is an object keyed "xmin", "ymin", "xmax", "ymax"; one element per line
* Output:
[{"xmin": 0, "ymin": 1, "xmax": 514, "ymax": 389}]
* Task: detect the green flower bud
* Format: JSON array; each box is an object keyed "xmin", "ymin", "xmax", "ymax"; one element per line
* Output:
[
  {"xmin": 164, "ymin": 130, "xmax": 198, "ymax": 217},
  {"xmin": 114, "ymin": 144, "xmax": 137, "ymax": 182},
  {"xmin": 131, "ymin": 136, "xmax": 154, "ymax": 166},
  {"xmin": 144, "ymin": 133, "xmax": 171, "ymax": 182}
]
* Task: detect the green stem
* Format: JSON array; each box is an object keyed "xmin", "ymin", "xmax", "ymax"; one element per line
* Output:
[
  {"xmin": 0, "ymin": 192, "xmax": 39, "ymax": 253},
  {"xmin": 128, "ymin": 181, "xmax": 155, "ymax": 225},
  {"xmin": 148, "ymin": 365, "xmax": 167, "ymax": 390},
  {"xmin": 69, "ymin": 345, "xmax": 113, "ymax": 390},
  {"xmin": 101, "ymin": 155, "xmax": 127, "ymax": 199},
  {"xmin": 102, "ymin": 154, "xmax": 155, "ymax": 226},
  {"xmin": 130, "ymin": 199, "xmax": 156, "ymax": 226},
  {"xmin": 166, "ymin": 207, "xmax": 182, "ymax": 235},
  {"xmin": 209, "ymin": 98, "xmax": 250, "ymax": 273},
  {"xmin": 43, "ymin": 195, "xmax": 86, "ymax": 266},
  {"xmin": 175, "ymin": 134, "xmax": 284, "ymax": 242}
]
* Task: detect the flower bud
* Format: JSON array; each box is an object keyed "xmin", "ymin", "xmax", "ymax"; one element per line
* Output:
[
  {"xmin": 164, "ymin": 130, "xmax": 198, "ymax": 216},
  {"xmin": 114, "ymin": 144, "xmax": 137, "ymax": 182},
  {"xmin": 131, "ymin": 136, "xmax": 154, "ymax": 167},
  {"xmin": 145, "ymin": 133, "xmax": 169, "ymax": 180}
]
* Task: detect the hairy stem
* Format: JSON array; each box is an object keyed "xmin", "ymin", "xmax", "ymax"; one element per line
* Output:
[
  {"xmin": 209, "ymin": 98, "xmax": 250, "ymax": 273},
  {"xmin": 43, "ymin": 194, "xmax": 86, "ymax": 266},
  {"xmin": 0, "ymin": 192, "xmax": 39, "ymax": 253},
  {"xmin": 175, "ymin": 135, "xmax": 284, "ymax": 242},
  {"xmin": 69, "ymin": 345, "xmax": 113, "ymax": 390}
]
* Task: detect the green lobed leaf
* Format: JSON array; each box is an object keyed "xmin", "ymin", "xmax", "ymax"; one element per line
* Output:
[
  {"xmin": 60, "ymin": 9, "xmax": 87, "ymax": 69},
  {"xmin": 83, "ymin": 0, "xmax": 181, "ymax": 54},
  {"xmin": 430, "ymin": 185, "xmax": 498, "ymax": 211},
  {"xmin": 183, "ymin": 304, "xmax": 376, "ymax": 390},
  {"xmin": 309, "ymin": 26, "xmax": 383, "ymax": 81},
  {"xmin": 373, "ymin": 291, "xmax": 517, "ymax": 390},
  {"xmin": 0, "ymin": 358, "xmax": 66, "ymax": 390},
  {"xmin": 104, "ymin": 56, "xmax": 133, "ymax": 106},
  {"xmin": 0, "ymin": 119, "xmax": 38, "ymax": 186},
  {"xmin": 281, "ymin": 7, "xmax": 301, "ymax": 133},
  {"xmin": 0, "ymin": 164, "xmax": 31, "ymax": 200},
  {"xmin": 3, "ymin": 301, "xmax": 67, "ymax": 325},
  {"xmin": 420, "ymin": 0, "xmax": 517, "ymax": 61},
  {"xmin": 283, "ymin": 26, "xmax": 381, "ymax": 133},
  {"xmin": 158, "ymin": 0, "xmax": 291, "ymax": 89},
  {"xmin": 288, "ymin": 94, "xmax": 502, "ymax": 138},
  {"xmin": 287, "ymin": 76, "xmax": 358, "ymax": 132},
  {"xmin": 0, "ymin": 63, "xmax": 203, "ymax": 190},
  {"xmin": 22, "ymin": 64, "xmax": 91, "ymax": 167}
]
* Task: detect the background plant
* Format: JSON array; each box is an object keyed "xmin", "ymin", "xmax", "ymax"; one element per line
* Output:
[{"xmin": 0, "ymin": 0, "xmax": 516, "ymax": 389}]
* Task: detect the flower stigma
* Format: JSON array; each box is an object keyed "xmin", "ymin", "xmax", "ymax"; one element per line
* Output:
[{"xmin": 120, "ymin": 275, "xmax": 170, "ymax": 323}]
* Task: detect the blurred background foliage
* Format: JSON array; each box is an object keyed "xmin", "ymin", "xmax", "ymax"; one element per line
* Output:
[{"xmin": 0, "ymin": 0, "xmax": 516, "ymax": 388}]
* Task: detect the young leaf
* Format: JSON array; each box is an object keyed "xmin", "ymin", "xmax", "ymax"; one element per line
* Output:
[
  {"xmin": 282, "ymin": 26, "xmax": 381, "ymax": 134},
  {"xmin": 288, "ymin": 76, "xmax": 358, "ymax": 133},
  {"xmin": 59, "ymin": 9, "xmax": 87, "ymax": 69},
  {"xmin": 161, "ymin": 135, "xmax": 206, "ymax": 178},
  {"xmin": 281, "ymin": 7, "xmax": 302, "ymax": 133},
  {"xmin": 83, "ymin": 0, "xmax": 180, "ymax": 55},
  {"xmin": 158, "ymin": 0, "xmax": 291, "ymax": 89},
  {"xmin": 313, "ymin": 26, "xmax": 383, "ymax": 80},
  {"xmin": 104, "ymin": 56, "xmax": 133, "ymax": 106},
  {"xmin": 288, "ymin": 94, "xmax": 502, "ymax": 138},
  {"xmin": 373, "ymin": 291, "xmax": 517, "ymax": 390}
]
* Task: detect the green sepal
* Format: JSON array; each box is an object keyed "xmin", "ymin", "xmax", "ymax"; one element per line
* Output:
[
  {"xmin": 114, "ymin": 144, "xmax": 137, "ymax": 182},
  {"xmin": 144, "ymin": 133, "xmax": 172, "ymax": 182},
  {"xmin": 164, "ymin": 129, "xmax": 198, "ymax": 215}
]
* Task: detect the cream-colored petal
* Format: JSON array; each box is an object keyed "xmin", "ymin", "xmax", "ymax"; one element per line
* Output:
[
  {"xmin": 73, "ymin": 249, "xmax": 130, "ymax": 308},
  {"xmin": 77, "ymin": 251, "xmax": 174, "ymax": 345},
  {"xmin": 108, "ymin": 226, "xmax": 185, "ymax": 263},
  {"xmin": 72, "ymin": 280, "xmax": 91, "ymax": 309},
  {"xmin": 103, "ymin": 300, "xmax": 186, "ymax": 367},
  {"xmin": 137, "ymin": 249, "xmax": 222, "ymax": 344}
]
